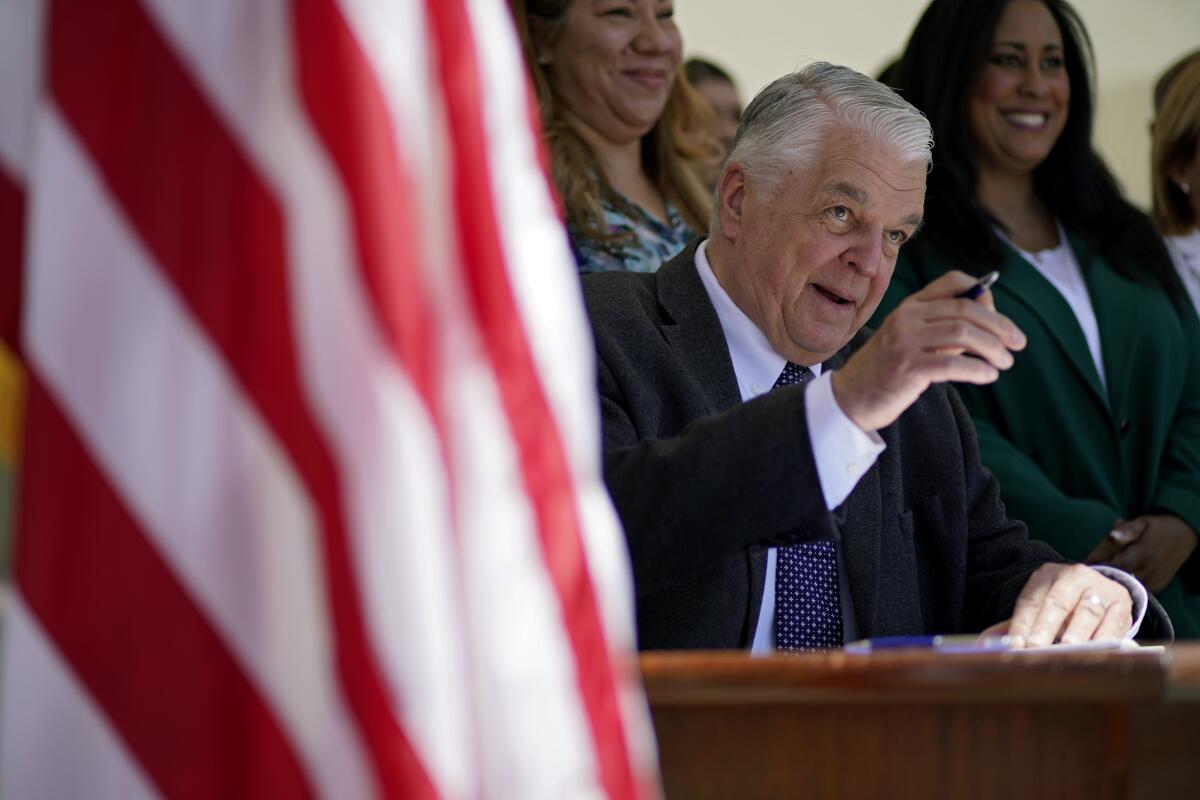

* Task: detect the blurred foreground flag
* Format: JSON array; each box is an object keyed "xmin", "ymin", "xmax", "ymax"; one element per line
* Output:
[{"xmin": 0, "ymin": 1, "xmax": 657, "ymax": 798}]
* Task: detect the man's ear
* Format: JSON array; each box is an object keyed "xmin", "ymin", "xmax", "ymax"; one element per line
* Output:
[{"xmin": 716, "ymin": 164, "xmax": 748, "ymax": 242}]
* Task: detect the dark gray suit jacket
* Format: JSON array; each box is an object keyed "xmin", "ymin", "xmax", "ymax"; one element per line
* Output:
[{"xmin": 584, "ymin": 239, "xmax": 1169, "ymax": 649}]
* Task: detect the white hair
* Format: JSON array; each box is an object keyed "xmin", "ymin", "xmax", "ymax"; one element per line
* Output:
[{"xmin": 716, "ymin": 62, "xmax": 933, "ymax": 218}]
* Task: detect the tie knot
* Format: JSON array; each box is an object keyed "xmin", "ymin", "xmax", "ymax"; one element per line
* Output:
[{"xmin": 773, "ymin": 362, "xmax": 812, "ymax": 389}]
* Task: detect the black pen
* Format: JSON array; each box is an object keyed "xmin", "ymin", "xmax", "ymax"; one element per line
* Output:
[{"xmin": 956, "ymin": 270, "xmax": 1000, "ymax": 300}]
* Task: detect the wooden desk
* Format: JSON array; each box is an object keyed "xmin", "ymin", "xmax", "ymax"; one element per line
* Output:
[{"xmin": 641, "ymin": 645, "xmax": 1200, "ymax": 799}]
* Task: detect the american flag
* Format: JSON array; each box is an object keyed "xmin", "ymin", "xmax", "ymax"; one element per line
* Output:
[{"xmin": 0, "ymin": 1, "xmax": 656, "ymax": 797}]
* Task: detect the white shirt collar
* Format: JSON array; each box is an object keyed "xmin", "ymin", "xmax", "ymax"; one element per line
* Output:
[
  {"xmin": 694, "ymin": 240, "xmax": 821, "ymax": 402},
  {"xmin": 1168, "ymin": 229, "xmax": 1200, "ymax": 272}
]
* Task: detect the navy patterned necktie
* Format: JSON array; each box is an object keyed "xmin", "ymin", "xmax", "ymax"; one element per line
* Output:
[{"xmin": 772, "ymin": 362, "xmax": 844, "ymax": 651}]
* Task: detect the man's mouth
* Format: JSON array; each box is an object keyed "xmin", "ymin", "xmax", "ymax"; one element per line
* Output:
[{"xmin": 815, "ymin": 285, "xmax": 853, "ymax": 305}]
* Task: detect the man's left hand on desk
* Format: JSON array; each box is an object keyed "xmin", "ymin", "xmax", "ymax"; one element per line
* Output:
[{"xmin": 981, "ymin": 563, "xmax": 1133, "ymax": 647}]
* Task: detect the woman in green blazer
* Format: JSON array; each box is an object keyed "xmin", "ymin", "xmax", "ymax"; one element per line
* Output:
[{"xmin": 873, "ymin": 0, "xmax": 1200, "ymax": 635}]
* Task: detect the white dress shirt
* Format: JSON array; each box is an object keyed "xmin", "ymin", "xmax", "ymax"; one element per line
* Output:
[
  {"xmin": 692, "ymin": 240, "xmax": 1146, "ymax": 650},
  {"xmin": 694, "ymin": 242, "xmax": 884, "ymax": 652},
  {"xmin": 1002, "ymin": 222, "xmax": 1107, "ymax": 388},
  {"xmin": 1166, "ymin": 229, "xmax": 1200, "ymax": 320}
]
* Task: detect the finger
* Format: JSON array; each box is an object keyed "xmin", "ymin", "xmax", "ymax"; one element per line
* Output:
[
  {"xmin": 1109, "ymin": 518, "xmax": 1148, "ymax": 547},
  {"xmin": 1058, "ymin": 591, "xmax": 1109, "ymax": 644},
  {"xmin": 920, "ymin": 297, "xmax": 1026, "ymax": 351},
  {"xmin": 1093, "ymin": 597, "xmax": 1134, "ymax": 641},
  {"xmin": 1110, "ymin": 540, "xmax": 1153, "ymax": 577},
  {"xmin": 914, "ymin": 351, "xmax": 1001, "ymax": 386},
  {"xmin": 914, "ymin": 269, "xmax": 981, "ymax": 300},
  {"xmin": 1025, "ymin": 573, "xmax": 1089, "ymax": 647},
  {"xmin": 917, "ymin": 319, "xmax": 1016, "ymax": 370},
  {"xmin": 1007, "ymin": 570, "xmax": 1054, "ymax": 647},
  {"xmin": 1086, "ymin": 536, "xmax": 1121, "ymax": 564},
  {"xmin": 980, "ymin": 619, "xmax": 1010, "ymax": 640}
]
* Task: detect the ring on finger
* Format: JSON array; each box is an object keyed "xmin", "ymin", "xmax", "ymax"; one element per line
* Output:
[{"xmin": 1085, "ymin": 593, "xmax": 1106, "ymax": 610}]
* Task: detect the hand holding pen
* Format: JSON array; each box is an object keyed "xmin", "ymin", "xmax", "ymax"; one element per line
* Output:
[
  {"xmin": 832, "ymin": 270, "xmax": 1025, "ymax": 432},
  {"xmin": 956, "ymin": 270, "xmax": 1000, "ymax": 300}
]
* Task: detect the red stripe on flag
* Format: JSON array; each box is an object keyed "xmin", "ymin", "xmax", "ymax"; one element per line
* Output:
[
  {"xmin": 425, "ymin": 3, "xmax": 638, "ymax": 798},
  {"xmin": 15, "ymin": 376, "xmax": 313, "ymax": 800},
  {"xmin": 0, "ymin": 165, "xmax": 24, "ymax": 351},
  {"xmin": 288, "ymin": 4, "xmax": 461, "ymax": 793},
  {"xmin": 291, "ymin": 0, "xmax": 637, "ymax": 793},
  {"xmin": 290, "ymin": 0, "xmax": 441, "ymax": 418},
  {"xmin": 45, "ymin": 2, "xmax": 435, "ymax": 796}
]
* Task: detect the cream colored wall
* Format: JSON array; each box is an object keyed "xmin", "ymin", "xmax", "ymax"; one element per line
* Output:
[{"xmin": 678, "ymin": 0, "xmax": 1200, "ymax": 209}]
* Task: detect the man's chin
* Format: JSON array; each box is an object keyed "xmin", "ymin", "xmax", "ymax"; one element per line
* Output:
[{"xmin": 787, "ymin": 325, "xmax": 855, "ymax": 365}]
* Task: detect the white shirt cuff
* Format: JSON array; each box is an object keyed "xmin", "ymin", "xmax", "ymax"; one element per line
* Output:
[
  {"xmin": 1090, "ymin": 565, "xmax": 1147, "ymax": 639},
  {"xmin": 804, "ymin": 371, "xmax": 885, "ymax": 510}
]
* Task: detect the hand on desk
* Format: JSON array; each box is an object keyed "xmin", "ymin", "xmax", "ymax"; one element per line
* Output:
[
  {"xmin": 1086, "ymin": 514, "xmax": 1198, "ymax": 594},
  {"xmin": 981, "ymin": 563, "xmax": 1132, "ymax": 647}
]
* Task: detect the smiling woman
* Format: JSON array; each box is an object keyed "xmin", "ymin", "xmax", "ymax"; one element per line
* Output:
[
  {"xmin": 870, "ymin": 0, "xmax": 1200, "ymax": 637},
  {"xmin": 510, "ymin": 0, "xmax": 715, "ymax": 273}
]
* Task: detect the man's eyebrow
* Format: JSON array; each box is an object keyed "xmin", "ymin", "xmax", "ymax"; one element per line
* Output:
[
  {"xmin": 821, "ymin": 182, "xmax": 869, "ymax": 206},
  {"xmin": 903, "ymin": 214, "xmax": 925, "ymax": 234}
]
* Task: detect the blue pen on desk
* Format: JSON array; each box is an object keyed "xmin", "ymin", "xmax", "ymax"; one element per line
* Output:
[
  {"xmin": 955, "ymin": 270, "xmax": 1000, "ymax": 300},
  {"xmin": 844, "ymin": 634, "xmax": 1011, "ymax": 654}
]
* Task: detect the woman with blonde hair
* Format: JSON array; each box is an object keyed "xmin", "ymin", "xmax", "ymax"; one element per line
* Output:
[
  {"xmin": 512, "ymin": 0, "xmax": 715, "ymax": 273},
  {"xmin": 1152, "ymin": 50, "xmax": 1200, "ymax": 314}
]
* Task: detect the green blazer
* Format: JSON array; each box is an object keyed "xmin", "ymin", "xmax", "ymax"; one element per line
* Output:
[{"xmin": 871, "ymin": 234, "xmax": 1200, "ymax": 637}]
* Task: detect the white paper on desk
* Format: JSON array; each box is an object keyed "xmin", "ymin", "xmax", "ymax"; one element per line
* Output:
[{"xmin": 1015, "ymin": 638, "xmax": 1165, "ymax": 654}]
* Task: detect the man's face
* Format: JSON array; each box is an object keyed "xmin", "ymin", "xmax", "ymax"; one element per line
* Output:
[{"xmin": 713, "ymin": 134, "xmax": 926, "ymax": 364}]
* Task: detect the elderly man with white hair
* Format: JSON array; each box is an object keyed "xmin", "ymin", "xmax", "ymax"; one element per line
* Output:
[{"xmin": 584, "ymin": 62, "xmax": 1169, "ymax": 652}]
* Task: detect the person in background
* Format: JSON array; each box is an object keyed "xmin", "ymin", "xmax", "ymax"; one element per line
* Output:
[
  {"xmin": 871, "ymin": 0, "xmax": 1200, "ymax": 635},
  {"xmin": 1152, "ymin": 50, "xmax": 1200, "ymax": 315},
  {"xmin": 513, "ymin": 0, "xmax": 714, "ymax": 274},
  {"xmin": 685, "ymin": 57, "xmax": 743, "ymax": 189}
]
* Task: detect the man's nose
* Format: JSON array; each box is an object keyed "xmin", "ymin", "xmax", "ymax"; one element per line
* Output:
[{"xmin": 842, "ymin": 229, "xmax": 884, "ymax": 276}]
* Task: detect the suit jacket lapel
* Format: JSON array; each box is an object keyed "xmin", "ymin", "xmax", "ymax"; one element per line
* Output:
[
  {"xmin": 994, "ymin": 242, "xmax": 1109, "ymax": 410},
  {"xmin": 1075, "ymin": 235, "xmax": 1135, "ymax": 415},
  {"xmin": 656, "ymin": 239, "xmax": 743, "ymax": 415},
  {"xmin": 655, "ymin": 240, "xmax": 766, "ymax": 642}
]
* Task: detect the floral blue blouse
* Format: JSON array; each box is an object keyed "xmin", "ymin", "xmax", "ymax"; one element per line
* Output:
[{"xmin": 569, "ymin": 195, "xmax": 695, "ymax": 274}]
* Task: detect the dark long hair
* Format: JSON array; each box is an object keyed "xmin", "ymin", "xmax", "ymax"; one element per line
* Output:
[{"xmin": 891, "ymin": 0, "xmax": 1183, "ymax": 299}]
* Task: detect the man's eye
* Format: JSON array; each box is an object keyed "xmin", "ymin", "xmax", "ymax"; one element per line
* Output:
[
  {"xmin": 829, "ymin": 206, "xmax": 850, "ymax": 221},
  {"xmin": 887, "ymin": 231, "xmax": 908, "ymax": 245}
]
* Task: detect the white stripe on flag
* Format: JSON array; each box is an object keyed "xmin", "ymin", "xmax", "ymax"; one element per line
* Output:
[
  {"xmin": 463, "ymin": 0, "xmax": 662, "ymax": 782},
  {"xmin": 336, "ymin": 0, "xmax": 627, "ymax": 795},
  {"xmin": 0, "ymin": 0, "xmax": 46, "ymax": 179},
  {"xmin": 140, "ymin": 1, "xmax": 476, "ymax": 794},
  {"xmin": 0, "ymin": 594, "xmax": 161, "ymax": 800},
  {"xmin": 461, "ymin": 0, "xmax": 659, "ymax": 781},
  {"xmin": 462, "ymin": 0, "xmax": 641, "ymax": 652},
  {"xmin": 22, "ymin": 106, "xmax": 375, "ymax": 800}
]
